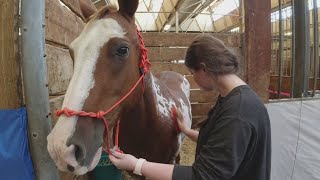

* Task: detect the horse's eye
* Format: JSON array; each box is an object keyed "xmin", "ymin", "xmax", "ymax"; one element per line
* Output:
[{"xmin": 116, "ymin": 47, "xmax": 129, "ymax": 57}]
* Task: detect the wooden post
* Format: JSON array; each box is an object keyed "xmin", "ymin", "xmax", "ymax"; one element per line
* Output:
[
  {"xmin": 0, "ymin": 0, "xmax": 22, "ymax": 109},
  {"xmin": 244, "ymin": 0, "xmax": 272, "ymax": 102}
]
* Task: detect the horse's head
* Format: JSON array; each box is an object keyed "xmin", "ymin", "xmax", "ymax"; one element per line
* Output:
[{"xmin": 47, "ymin": 0, "xmax": 143, "ymax": 175}]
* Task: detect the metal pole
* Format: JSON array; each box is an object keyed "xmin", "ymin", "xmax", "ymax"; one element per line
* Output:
[
  {"xmin": 278, "ymin": 0, "xmax": 284, "ymax": 98},
  {"xmin": 313, "ymin": 0, "xmax": 319, "ymax": 96},
  {"xmin": 176, "ymin": 11, "xmax": 179, "ymax": 33},
  {"xmin": 293, "ymin": 0, "xmax": 311, "ymax": 98},
  {"xmin": 21, "ymin": 0, "xmax": 59, "ymax": 179},
  {"xmin": 291, "ymin": 0, "xmax": 296, "ymax": 98},
  {"xmin": 304, "ymin": 1, "xmax": 311, "ymax": 97}
]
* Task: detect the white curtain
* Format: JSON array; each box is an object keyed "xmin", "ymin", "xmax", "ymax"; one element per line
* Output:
[{"xmin": 266, "ymin": 99, "xmax": 320, "ymax": 180}]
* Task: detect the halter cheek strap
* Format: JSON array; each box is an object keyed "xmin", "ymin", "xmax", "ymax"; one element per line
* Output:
[{"xmin": 55, "ymin": 29, "xmax": 151, "ymax": 155}]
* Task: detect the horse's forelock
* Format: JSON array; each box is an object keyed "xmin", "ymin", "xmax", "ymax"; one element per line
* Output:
[{"xmin": 89, "ymin": 4, "xmax": 119, "ymax": 22}]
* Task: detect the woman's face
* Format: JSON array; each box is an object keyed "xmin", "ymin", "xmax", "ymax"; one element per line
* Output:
[{"xmin": 189, "ymin": 68, "xmax": 215, "ymax": 91}]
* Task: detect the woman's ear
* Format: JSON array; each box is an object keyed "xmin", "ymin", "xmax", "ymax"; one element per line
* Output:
[
  {"xmin": 79, "ymin": 0, "xmax": 97, "ymax": 21},
  {"xmin": 199, "ymin": 62, "xmax": 207, "ymax": 72}
]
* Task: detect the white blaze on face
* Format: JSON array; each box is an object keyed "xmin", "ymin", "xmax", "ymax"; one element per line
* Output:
[{"xmin": 47, "ymin": 18, "xmax": 125, "ymax": 175}]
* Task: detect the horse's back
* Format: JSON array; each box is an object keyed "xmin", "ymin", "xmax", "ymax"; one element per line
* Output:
[{"xmin": 155, "ymin": 71, "xmax": 190, "ymax": 99}]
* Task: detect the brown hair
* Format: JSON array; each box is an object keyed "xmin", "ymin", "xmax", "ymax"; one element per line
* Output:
[{"xmin": 185, "ymin": 34, "xmax": 239, "ymax": 75}]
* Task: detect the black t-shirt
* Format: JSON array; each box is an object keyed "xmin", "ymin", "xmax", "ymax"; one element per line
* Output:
[{"xmin": 172, "ymin": 85, "xmax": 271, "ymax": 180}]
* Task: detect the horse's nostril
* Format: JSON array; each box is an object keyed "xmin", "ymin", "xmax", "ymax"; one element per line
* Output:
[
  {"xmin": 67, "ymin": 165, "xmax": 75, "ymax": 172},
  {"xmin": 74, "ymin": 144, "xmax": 85, "ymax": 162}
]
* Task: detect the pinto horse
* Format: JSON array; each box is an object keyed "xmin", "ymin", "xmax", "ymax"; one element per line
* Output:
[{"xmin": 47, "ymin": 0, "xmax": 192, "ymax": 177}]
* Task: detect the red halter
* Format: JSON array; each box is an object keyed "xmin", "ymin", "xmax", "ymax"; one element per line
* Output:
[{"xmin": 55, "ymin": 29, "xmax": 151, "ymax": 154}]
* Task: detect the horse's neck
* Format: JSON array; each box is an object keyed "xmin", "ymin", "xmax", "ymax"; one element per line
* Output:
[
  {"xmin": 118, "ymin": 73, "xmax": 181, "ymax": 161},
  {"xmin": 144, "ymin": 72, "xmax": 176, "ymax": 121},
  {"xmin": 120, "ymin": 72, "xmax": 174, "ymax": 129}
]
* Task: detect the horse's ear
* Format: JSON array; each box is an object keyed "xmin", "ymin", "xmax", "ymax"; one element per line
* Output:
[
  {"xmin": 118, "ymin": 0, "xmax": 139, "ymax": 17},
  {"xmin": 79, "ymin": 0, "xmax": 97, "ymax": 20}
]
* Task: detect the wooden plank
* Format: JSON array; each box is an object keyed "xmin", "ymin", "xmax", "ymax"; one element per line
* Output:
[
  {"xmin": 60, "ymin": 0, "xmax": 86, "ymax": 21},
  {"xmin": 49, "ymin": 95, "xmax": 64, "ymax": 126},
  {"xmin": 0, "ymin": 0, "xmax": 22, "ymax": 109},
  {"xmin": 191, "ymin": 103, "xmax": 213, "ymax": 116},
  {"xmin": 185, "ymin": 75, "xmax": 199, "ymax": 89},
  {"xmin": 151, "ymin": 63, "xmax": 191, "ymax": 75},
  {"xmin": 46, "ymin": 0, "xmax": 85, "ymax": 46},
  {"xmin": 147, "ymin": 47, "xmax": 187, "ymax": 62},
  {"xmin": 190, "ymin": 90, "xmax": 219, "ymax": 103},
  {"xmin": 192, "ymin": 116, "xmax": 207, "ymax": 129},
  {"xmin": 245, "ymin": 0, "xmax": 271, "ymax": 102},
  {"xmin": 46, "ymin": 44, "xmax": 73, "ymax": 95},
  {"xmin": 142, "ymin": 33, "xmax": 241, "ymax": 47},
  {"xmin": 148, "ymin": 47, "xmax": 243, "ymax": 62}
]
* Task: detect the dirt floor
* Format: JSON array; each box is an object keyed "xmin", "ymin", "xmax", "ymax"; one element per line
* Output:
[{"xmin": 179, "ymin": 137, "xmax": 197, "ymax": 166}]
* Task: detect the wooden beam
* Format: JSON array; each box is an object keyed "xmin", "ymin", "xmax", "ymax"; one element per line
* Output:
[
  {"xmin": 271, "ymin": 0, "xmax": 291, "ymax": 10},
  {"xmin": 154, "ymin": 0, "xmax": 179, "ymax": 31},
  {"xmin": 0, "ymin": 0, "xmax": 22, "ymax": 109},
  {"xmin": 60, "ymin": 0, "xmax": 85, "ymax": 21},
  {"xmin": 147, "ymin": 47, "xmax": 242, "ymax": 62},
  {"xmin": 191, "ymin": 103, "xmax": 213, "ymax": 116},
  {"xmin": 142, "ymin": 33, "xmax": 241, "ymax": 47},
  {"xmin": 190, "ymin": 90, "xmax": 218, "ymax": 103},
  {"xmin": 244, "ymin": 0, "xmax": 272, "ymax": 102},
  {"xmin": 151, "ymin": 63, "xmax": 190, "ymax": 75},
  {"xmin": 214, "ymin": 9, "xmax": 240, "ymax": 32},
  {"xmin": 147, "ymin": 47, "xmax": 187, "ymax": 62},
  {"xmin": 192, "ymin": 116, "xmax": 207, "ymax": 129}
]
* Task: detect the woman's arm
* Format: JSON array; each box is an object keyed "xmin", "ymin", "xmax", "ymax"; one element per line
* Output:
[
  {"xmin": 141, "ymin": 161, "xmax": 174, "ymax": 180},
  {"xmin": 183, "ymin": 128, "xmax": 199, "ymax": 142},
  {"xmin": 109, "ymin": 151, "xmax": 174, "ymax": 180},
  {"xmin": 176, "ymin": 109, "xmax": 199, "ymax": 142}
]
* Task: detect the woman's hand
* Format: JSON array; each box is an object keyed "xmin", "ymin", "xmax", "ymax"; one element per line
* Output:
[
  {"xmin": 176, "ymin": 108, "xmax": 190, "ymax": 133},
  {"xmin": 109, "ymin": 148, "xmax": 138, "ymax": 171},
  {"xmin": 176, "ymin": 108, "xmax": 199, "ymax": 142}
]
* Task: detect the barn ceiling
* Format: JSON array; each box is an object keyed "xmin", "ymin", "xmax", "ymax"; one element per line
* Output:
[
  {"xmin": 91, "ymin": 0, "xmax": 240, "ymax": 32},
  {"xmin": 91, "ymin": 0, "xmax": 318, "ymax": 33}
]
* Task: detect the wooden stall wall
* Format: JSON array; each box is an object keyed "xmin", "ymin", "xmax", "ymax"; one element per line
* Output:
[
  {"xmin": 142, "ymin": 33, "xmax": 243, "ymax": 127},
  {"xmin": 45, "ymin": 0, "xmax": 89, "ymax": 179}
]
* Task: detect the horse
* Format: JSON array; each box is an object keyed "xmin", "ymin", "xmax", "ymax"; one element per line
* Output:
[{"xmin": 47, "ymin": 0, "xmax": 192, "ymax": 178}]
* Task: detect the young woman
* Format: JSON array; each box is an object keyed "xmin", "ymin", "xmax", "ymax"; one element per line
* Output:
[{"xmin": 109, "ymin": 34, "xmax": 271, "ymax": 180}]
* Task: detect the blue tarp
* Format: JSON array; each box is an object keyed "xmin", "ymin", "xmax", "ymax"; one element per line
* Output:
[{"xmin": 0, "ymin": 108, "xmax": 34, "ymax": 180}]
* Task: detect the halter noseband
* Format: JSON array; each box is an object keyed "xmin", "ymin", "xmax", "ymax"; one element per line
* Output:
[{"xmin": 55, "ymin": 29, "xmax": 151, "ymax": 154}]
